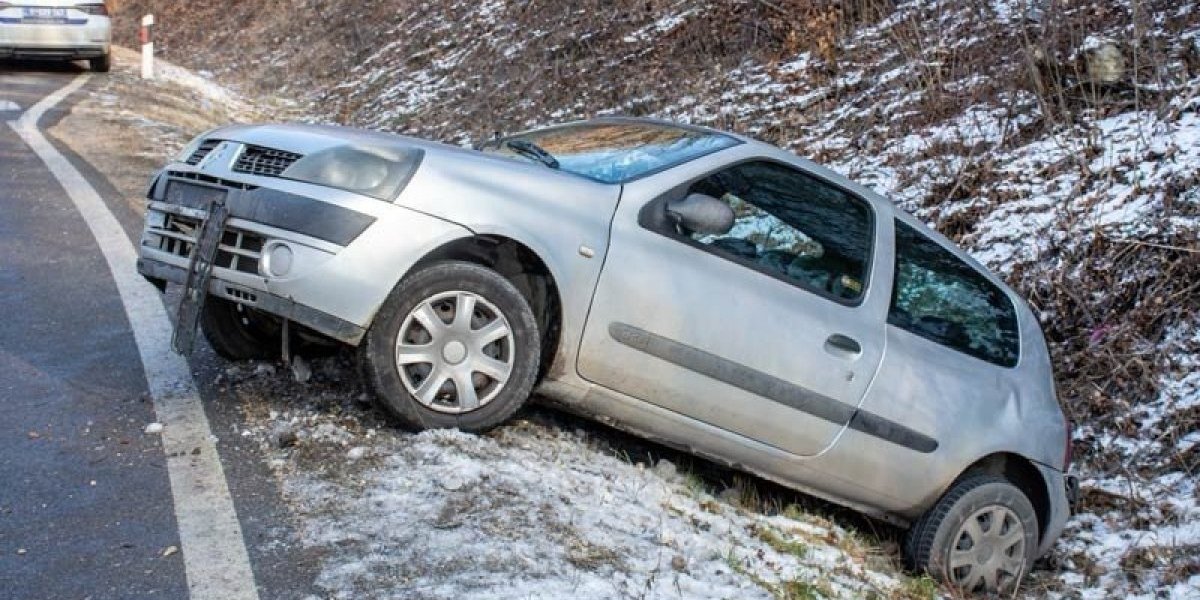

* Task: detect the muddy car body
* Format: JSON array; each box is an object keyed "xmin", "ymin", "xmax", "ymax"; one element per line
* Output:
[{"xmin": 137, "ymin": 118, "xmax": 1073, "ymax": 593}]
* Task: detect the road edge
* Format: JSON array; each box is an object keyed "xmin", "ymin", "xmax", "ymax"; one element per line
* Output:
[{"xmin": 8, "ymin": 73, "xmax": 260, "ymax": 600}]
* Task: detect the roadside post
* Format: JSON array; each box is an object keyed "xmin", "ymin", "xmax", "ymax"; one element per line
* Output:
[{"xmin": 140, "ymin": 14, "xmax": 155, "ymax": 79}]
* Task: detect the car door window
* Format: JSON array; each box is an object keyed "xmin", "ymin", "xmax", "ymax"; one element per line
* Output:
[
  {"xmin": 682, "ymin": 161, "xmax": 873, "ymax": 303},
  {"xmin": 888, "ymin": 220, "xmax": 1020, "ymax": 367}
]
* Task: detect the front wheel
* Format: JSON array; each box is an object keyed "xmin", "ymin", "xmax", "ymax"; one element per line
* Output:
[
  {"xmin": 904, "ymin": 475, "xmax": 1038, "ymax": 594},
  {"xmin": 359, "ymin": 261, "xmax": 540, "ymax": 432}
]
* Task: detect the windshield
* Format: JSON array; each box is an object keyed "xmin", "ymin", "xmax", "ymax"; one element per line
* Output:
[{"xmin": 484, "ymin": 121, "xmax": 740, "ymax": 184}]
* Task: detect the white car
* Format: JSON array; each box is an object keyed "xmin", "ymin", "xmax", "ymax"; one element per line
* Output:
[{"xmin": 0, "ymin": 1, "xmax": 111, "ymax": 72}]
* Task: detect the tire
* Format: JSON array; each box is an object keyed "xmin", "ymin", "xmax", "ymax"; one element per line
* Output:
[
  {"xmin": 359, "ymin": 261, "xmax": 540, "ymax": 432},
  {"xmin": 904, "ymin": 474, "xmax": 1039, "ymax": 594},
  {"xmin": 89, "ymin": 53, "xmax": 111, "ymax": 73},
  {"xmin": 200, "ymin": 297, "xmax": 282, "ymax": 361}
]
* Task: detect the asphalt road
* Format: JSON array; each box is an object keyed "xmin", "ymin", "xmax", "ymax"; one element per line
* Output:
[{"xmin": 0, "ymin": 62, "xmax": 316, "ymax": 600}]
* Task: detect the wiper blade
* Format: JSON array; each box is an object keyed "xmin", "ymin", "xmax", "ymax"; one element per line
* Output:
[{"xmin": 505, "ymin": 139, "xmax": 560, "ymax": 170}]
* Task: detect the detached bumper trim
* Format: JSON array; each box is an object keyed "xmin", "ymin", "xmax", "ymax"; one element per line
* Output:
[{"xmin": 138, "ymin": 258, "xmax": 366, "ymax": 345}]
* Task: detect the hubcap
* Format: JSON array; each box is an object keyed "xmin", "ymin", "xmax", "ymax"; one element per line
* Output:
[
  {"xmin": 394, "ymin": 291, "xmax": 515, "ymax": 414},
  {"xmin": 442, "ymin": 340, "xmax": 467, "ymax": 364},
  {"xmin": 947, "ymin": 505, "xmax": 1027, "ymax": 593}
]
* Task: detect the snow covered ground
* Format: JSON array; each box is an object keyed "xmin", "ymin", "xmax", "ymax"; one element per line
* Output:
[{"xmin": 221, "ymin": 357, "xmax": 940, "ymax": 600}]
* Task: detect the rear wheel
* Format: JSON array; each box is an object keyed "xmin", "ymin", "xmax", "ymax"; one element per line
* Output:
[
  {"xmin": 360, "ymin": 261, "xmax": 540, "ymax": 432},
  {"xmin": 89, "ymin": 53, "xmax": 111, "ymax": 73},
  {"xmin": 200, "ymin": 297, "xmax": 281, "ymax": 361},
  {"xmin": 904, "ymin": 475, "xmax": 1038, "ymax": 594}
]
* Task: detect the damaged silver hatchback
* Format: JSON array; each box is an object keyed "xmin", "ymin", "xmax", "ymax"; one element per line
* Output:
[{"xmin": 137, "ymin": 117, "xmax": 1075, "ymax": 593}]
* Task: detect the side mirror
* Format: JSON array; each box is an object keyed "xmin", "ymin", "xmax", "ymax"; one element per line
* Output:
[{"xmin": 666, "ymin": 193, "xmax": 734, "ymax": 236}]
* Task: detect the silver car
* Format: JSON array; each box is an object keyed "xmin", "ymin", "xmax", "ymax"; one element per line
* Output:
[
  {"xmin": 137, "ymin": 118, "xmax": 1074, "ymax": 594},
  {"xmin": 0, "ymin": 1, "xmax": 112, "ymax": 72}
]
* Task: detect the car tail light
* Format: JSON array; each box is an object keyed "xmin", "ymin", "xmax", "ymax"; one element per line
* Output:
[{"xmin": 76, "ymin": 2, "xmax": 109, "ymax": 16}]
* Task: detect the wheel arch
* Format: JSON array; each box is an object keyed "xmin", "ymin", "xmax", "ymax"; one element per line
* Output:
[
  {"xmin": 406, "ymin": 235, "xmax": 564, "ymax": 381},
  {"xmin": 957, "ymin": 452, "xmax": 1052, "ymax": 544}
]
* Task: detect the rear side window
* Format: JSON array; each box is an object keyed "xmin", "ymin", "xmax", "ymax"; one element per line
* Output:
[{"xmin": 888, "ymin": 221, "xmax": 1020, "ymax": 367}]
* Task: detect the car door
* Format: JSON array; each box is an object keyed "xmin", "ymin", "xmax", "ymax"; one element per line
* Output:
[{"xmin": 577, "ymin": 153, "xmax": 893, "ymax": 457}]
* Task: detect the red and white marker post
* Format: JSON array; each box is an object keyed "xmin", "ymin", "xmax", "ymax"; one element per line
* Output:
[{"xmin": 139, "ymin": 14, "xmax": 155, "ymax": 79}]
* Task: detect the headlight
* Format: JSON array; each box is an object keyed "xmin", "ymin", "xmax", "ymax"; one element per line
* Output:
[{"xmin": 283, "ymin": 145, "xmax": 424, "ymax": 201}]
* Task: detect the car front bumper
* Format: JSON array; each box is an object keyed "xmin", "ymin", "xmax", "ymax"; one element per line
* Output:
[
  {"xmin": 137, "ymin": 257, "xmax": 366, "ymax": 345},
  {"xmin": 136, "ymin": 166, "xmax": 475, "ymax": 349},
  {"xmin": 136, "ymin": 196, "xmax": 370, "ymax": 346}
]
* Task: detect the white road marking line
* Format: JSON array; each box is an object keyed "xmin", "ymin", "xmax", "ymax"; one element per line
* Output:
[
  {"xmin": 8, "ymin": 74, "xmax": 260, "ymax": 600},
  {"xmin": 0, "ymin": 100, "xmax": 20, "ymax": 111}
]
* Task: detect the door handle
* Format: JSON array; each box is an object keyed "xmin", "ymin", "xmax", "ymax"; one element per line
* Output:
[{"xmin": 824, "ymin": 334, "xmax": 862, "ymax": 356}]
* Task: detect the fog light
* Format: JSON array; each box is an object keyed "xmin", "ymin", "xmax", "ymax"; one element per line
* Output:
[{"xmin": 263, "ymin": 242, "xmax": 294, "ymax": 277}]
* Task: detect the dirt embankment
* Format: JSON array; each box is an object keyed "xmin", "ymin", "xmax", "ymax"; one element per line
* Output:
[
  {"xmin": 108, "ymin": 0, "xmax": 886, "ymax": 137},
  {"xmin": 110, "ymin": 0, "xmax": 401, "ymax": 99}
]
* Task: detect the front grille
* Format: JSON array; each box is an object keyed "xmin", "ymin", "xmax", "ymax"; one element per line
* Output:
[
  {"xmin": 166, "ymin": 170, "xmax": 257, "ymax": 191},
  {"xmin": 185, "ymin": 139, "xmax": 221, "ymax": 165},
  {"xmin": 233, "ymin": 145, "xmax": 302, "ymax": 177},
  {"xmin": 147, "ymin": 212, "xmax": 265, "ymax": 275}
]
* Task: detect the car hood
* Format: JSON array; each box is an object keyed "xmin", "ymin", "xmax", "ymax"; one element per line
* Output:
[
  {"xmin": 203, "ymin": 122, "xmax": 622, "ymax": 234},
  {"xmin": 206, "ymin": 123, "xmax": 585, "ymax": 183}
]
